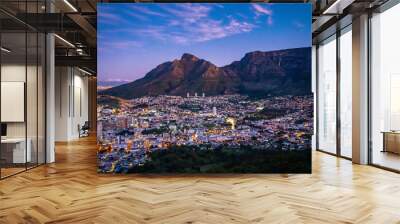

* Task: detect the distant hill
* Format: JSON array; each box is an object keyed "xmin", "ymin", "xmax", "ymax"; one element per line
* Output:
[
  {"xmin": 97, "ymin": 80, "xmax": 131, "ymax": 90},
  {"xmin": 100, "ymin": 47, "xmax": 311, "ymax": 99}
]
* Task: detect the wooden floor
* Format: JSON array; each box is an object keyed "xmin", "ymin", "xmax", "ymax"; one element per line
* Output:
[
  {"xmin": 0, "ymin": 167, "xmax": 26, "ymax": 178},
  {"xmin": 372, "ymin": 150, "xmax": 400, "ymax": 171},
  {"xmin": 1, "ymin": 137, "xmax": 400, "ymax": 224}
]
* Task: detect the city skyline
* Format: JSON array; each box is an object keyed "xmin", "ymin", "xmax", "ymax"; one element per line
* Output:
[
  {"xmin": 97, "ymin": 94, "xmax": 313, "ymax": 173},
  {"xmin": 98, "ymin": 3, "xmax": 311, "ymax": 82}
]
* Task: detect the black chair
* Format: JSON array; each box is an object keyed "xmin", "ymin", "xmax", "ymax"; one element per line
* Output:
[{"xmin": 79, "ymin": 121, "xmax": 90, "ymax": 138}]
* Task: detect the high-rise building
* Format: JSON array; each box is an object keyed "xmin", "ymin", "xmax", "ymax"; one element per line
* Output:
[
  {"xmin": 226, "ymin": 117, "xmax": 236, "ymax": 130},
  {"xmin": 213, "ymin": 106, "xmax": 217, "ymax": 116},
  {"xmin": 117, "ymin": 116, "xmax": 128, "ymax": 129}
]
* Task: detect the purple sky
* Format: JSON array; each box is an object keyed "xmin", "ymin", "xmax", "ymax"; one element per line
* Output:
[{"xmin": 98, "ymin": 3, "xmax": 311, "ymax": 82}]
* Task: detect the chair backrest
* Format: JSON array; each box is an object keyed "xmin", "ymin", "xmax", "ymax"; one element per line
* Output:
[{"xmin": 83, "ymin": 121, "xmax": 90, "ymax": 128}]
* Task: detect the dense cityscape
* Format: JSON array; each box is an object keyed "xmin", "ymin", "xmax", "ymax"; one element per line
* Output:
[{"xmin": 97, "ymin": 94, "xmax": 313, "ymax": 173}]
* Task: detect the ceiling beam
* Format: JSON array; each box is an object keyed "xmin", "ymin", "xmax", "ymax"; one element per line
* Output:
[
  {"xmin": 67, "ymin": 13, "xmax": 97, "ymax": 46},
  {"xmin": 55, "ymin": 55, "xmax": 96, "ymax": 73}
]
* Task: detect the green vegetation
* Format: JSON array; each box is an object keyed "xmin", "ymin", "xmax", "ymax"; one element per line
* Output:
[
  {"xmin": 132, "ymin": 103, "xmax": 149, "ymax": 109},
  {"xmin": 245, "ymin": 108, "xmax": 292, "ymax": 121},
  {"xmin": 142, "ymin": 127, "xmax": 169, "ymax": 135},
  {"xmin": 203, "ymin": 123, "xmax": 216, "ymax": 129},
  {"xmin": 97, "ymin": 96, "xmax": 120, "ymax": 108},
  {"xmin": 129, "ymin": 145, "xmax": 311, "ymax": 173},
  {"xmin": 178, "ymin": 104, "xmax": 203, "ymax": 112}
]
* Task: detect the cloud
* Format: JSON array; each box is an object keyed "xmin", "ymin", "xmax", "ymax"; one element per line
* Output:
[
  {"xmin": 98, "ymin": 12, "xmax": 125, "ymax": 24},
  {"xmin": 171, "ymin": 35, "xmax": 190, "ymax": 44},
  {"xmin": 135, "ymin": 17, "xmax": 255, "ymax": 44},
  {"xmin": 155, "ymin": 4, "xmax": 255, "ymax": 44},
  {"xmin": 253, "ymin": 4, "xmax": 272, "ymax": 16},
  {"xmin": 134, "ymin": 27, "xmax": 166, "ymax": 40},
  {"xmin": 128, "ymin": 5, "xmax": 167, "ymax": 17},
  {"xmin": 227, "ymin": 19, "xmax": 254, "ymax": 33},
  {"xmin": 163, "ymin": 4, "xmax": 211, "ymax": 23},
  {"xmin": 132, "ymin": 27, "xmax": 189, "ymax": 44},
  {"xmin": 101, "ymin": 4, "xmax": 257, "ymax": 45},
  {"xmin": 252, "ymin": 4, "xmax": 273, "ymax": 25},
  {"xmin": 168, "ymin": 20, "xmax": 180, "ymax": 26},
  {"xmin": 293, "ymin": 21, "xmax": 305, "ymax": 29},
  {"xmin": 193, "ymin": 20, "xmax": 227, "ymax": 42},
  {"xmin": 126, "ymin": 12, "xmax": 148, "ymax": 21},
  {"xmin": 236, "ymin": 13, "xmax": 249, "ymax": 20},
  {"xmin": 194, "ymin": 19, "xmax": 255, "ymax": 42},
  {"xmin": 100, "ymin": 40, "xmax": 142, "ymax": 49},
  {"xmin": 267, "ymin": 16, "xmax": 273, "ymax": 25}
]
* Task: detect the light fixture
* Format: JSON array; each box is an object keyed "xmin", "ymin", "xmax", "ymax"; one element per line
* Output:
[
  {"xmin": 63, "ymin": 0, "xmax": 78, "ymax": 12},
  {"xmin": 1, "ymin": 47, "xmax": 11, "ymax": 53},
  {"xmin": 76, "ymin": 48, "xmax": 86, "ymax": 56},
  {"xmin": 54, "ymin": 34, "xmax": 75, "ymax": 48},
  {"xmin": 78, "ymin": 67, "xmax": 93, "ymax": 76}
]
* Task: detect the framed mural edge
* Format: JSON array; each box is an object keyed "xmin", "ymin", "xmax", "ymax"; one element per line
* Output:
[{"xmin": 97, "ymin": 2, "xmax": 313, "ymax": 174}]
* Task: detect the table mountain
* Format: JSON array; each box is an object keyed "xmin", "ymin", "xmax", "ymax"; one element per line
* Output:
[{"xmin": 100, "ymin": 47, "xmax": 311, "ymax": 99}]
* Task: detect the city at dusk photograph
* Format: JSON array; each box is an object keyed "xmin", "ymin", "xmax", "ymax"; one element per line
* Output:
[{"xmin": 97, "ymin": 3, "xmax": 313, "ymax": 173}]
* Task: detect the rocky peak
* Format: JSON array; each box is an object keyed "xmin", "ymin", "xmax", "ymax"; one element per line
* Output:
[{"xmin": 181, "ymin": 53, "xmax": 199, "ymax": 62}]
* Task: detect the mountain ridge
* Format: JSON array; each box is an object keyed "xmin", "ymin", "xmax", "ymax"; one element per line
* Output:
[{"xmin": 101, "ymin": 47, "xmax": 311, "ymax": 99}]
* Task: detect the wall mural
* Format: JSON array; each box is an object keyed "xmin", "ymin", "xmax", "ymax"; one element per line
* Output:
[{"xmin": 97, "ymin": 3, "xmax": 313, "ymax": 173}]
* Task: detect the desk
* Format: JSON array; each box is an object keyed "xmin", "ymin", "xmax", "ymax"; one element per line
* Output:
[
  {"xmin": 1, "ymin": 138, "xmax": 31, "ymax": 163},
  {"xmin": 382, "ymin": 131, "xmax": 400, "ymax": 154}
]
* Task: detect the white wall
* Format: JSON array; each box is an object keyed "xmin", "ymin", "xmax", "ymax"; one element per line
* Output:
[
  {"xmin": 1, "ymin": 63, "xmax": 46, "ymax": 164},
  {"xmin": 55, "ymin": 67, "xmax": 89, "ymax": 141},
  {"xmin": 55, "ymin": 67, "xmax": 70, "ymax": 141},
  {"xmin": 72, "ymin": 73, "xmax": 89, "ymax": 138},
  {"xmin": 1, "ymin": 65, "xmax": 41, "ymax": 138},
  {"xmin": 1, "ymin": 65, "xmax": 26, "ymax": 138}
]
